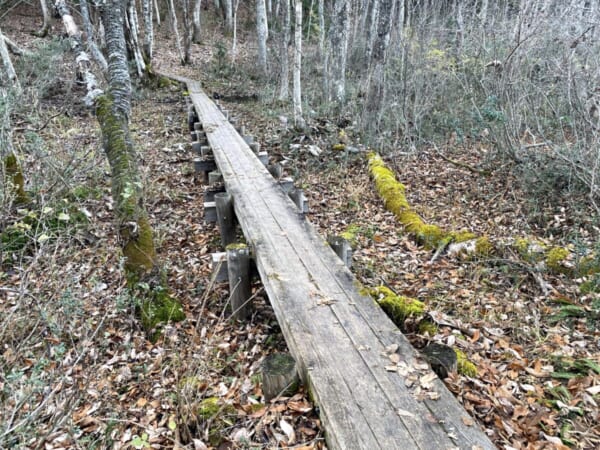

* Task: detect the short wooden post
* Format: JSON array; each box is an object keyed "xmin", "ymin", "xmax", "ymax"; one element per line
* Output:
[
  {"xmin": 328, "ymin": 235, "xmax": 353, "ymax": 268},
  {"xmin": 243, "ymin": 135, "xmax": 254, "ymax": 145},
  {"xmin": 188, "ymin": 105, "xmax": 198, "ymax": 131},
  {"xmin": 249, "ymin": 142, "xmax": 261, "ymax": 154},
  {"xmin": 194, "ymin": 122, "xmax": 203, "ymax": 131},
  {"xmin": 258, "ymin": 151, "xmax": 269, "ymax": 166},
  {"xmin": 208, "ymin": 171, "xmax": 223, "ymax": 184},
  {"xmin": 261, "ymin": 353, "xmax": 299, "ymax": 401},
  {"xmin": 267, "ymin": 163, "xmax": 283, "ymax": 179},
  {"xmin": 205, "ymin": 186, "xmax": 226, "ymax": 202},
  {"xmin": 192, "ymin": 142, "xmax": 202, "ymax": 155},
  {"xmin": 204, "ymin": 201, "xmax": 217, "ymax": 223},
  {"xmin": 278, "ymin": 177, "xmax": 294, "ymax": 194},
  {"xmin": 288, "ymin": 188, "xmax": 309, "ymax": 214},
  {"xmin": 215, "ymin": 192, "xmax": 236, "ymax": 247},
  {"xmin": 226, "ymin": 244, "xmax": 252, "ymax": 319},
  {"xmin": 211, "ymin": 252, "xmax": 228, "ymax": 282},
  {"xmin": 201, "ymin": 146, "xmax": 213, "ymax": 157}
]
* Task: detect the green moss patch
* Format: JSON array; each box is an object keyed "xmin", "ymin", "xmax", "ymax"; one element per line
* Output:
[
  {"xmin": 4, "ymin": 153, "xmax": 30, "ymax": 205},
  {"xmin": 455, "ymin": 349, "xmax": 478, "ymax": 376},
  {"xmin": 139, "ymin": 288, "xmax": 185, "ymax": 341},
  {"xmin": 368, "ymin": 286, "xmax": 425, "ymax": 328},
  {"xmin": 368, "ymin": 153, "xmax": 474, "ymax": 249}
]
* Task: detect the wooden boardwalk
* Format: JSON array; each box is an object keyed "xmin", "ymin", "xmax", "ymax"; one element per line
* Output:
[{"xmin": 173, "ymin": 74, "xmax": 496, "ymax": 450}]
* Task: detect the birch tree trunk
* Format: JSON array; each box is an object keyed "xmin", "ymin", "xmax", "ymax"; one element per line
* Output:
[
  {"xmin": 126, "ymin": 0, "xmax": 146, "ymax": 76},
  {"xmin": 256, "ymin": 0, "xmax": 268, "ymax": 75},
  {"xmin": 168, "ymin": 0, "xmax": 185, "ymax": 63},
  {"xmin": 182, "ymin": 0, "xmax": 193, "ymax": 64},
  {"xmin": 328, "ymin": 0, "xmax": 350, "ymax": 106},
  {"xmin": 0, "ymin": 26, "xmax": 19, "ymax": 89},
  {"xmin": 154, "ymin": 0, "xmax": 161, "ymax": 26},
  {"xmin": 224, "ymin": 0, "xmax": 233, "ymax": 32},
  {"xmin": 293, "ymin": 0, "xmax": 303, "ymax": 126},
  {"xmin": 364, "ymin": 0, "xmax": 394, "ymax": 133},
  {"xmin": 231, "ymin": 0, "xmax": 240, "ymax": 59},
  {"xmin": 142, "ymin": 0, "xmax": 153, "ymax": 60},
  {"xmin": 192, "ymin": 0, "xmax": 202, "ymax": 43},
  {"xmin": 80, "ymin": 0, "xmax": 108, "ymax": 70},
  {"xmin": 278, "ymin": 0, "xmax": 290, "ymax": 100}
]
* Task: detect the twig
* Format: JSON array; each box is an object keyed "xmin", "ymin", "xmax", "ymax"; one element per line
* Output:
[{"xmin": 430, "ymin": 143, "xmax": 491, "ymax": 176}]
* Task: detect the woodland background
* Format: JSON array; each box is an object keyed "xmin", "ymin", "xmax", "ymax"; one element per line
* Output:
[{"xmin": 1, "ymin": 0, "xmax": 599, "ymax": 449}]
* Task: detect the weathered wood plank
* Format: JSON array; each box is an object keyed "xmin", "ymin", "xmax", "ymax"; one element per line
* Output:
[{"xmin": 176, "ymin": 77, "xmax": 496, "ymax": 450}]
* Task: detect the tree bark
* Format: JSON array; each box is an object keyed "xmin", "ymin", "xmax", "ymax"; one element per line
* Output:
[
  {"xmin": 224, "ymin": 0, "xmax": 233, "ymax": 32},
  {"xmin": 364, "ymin": 0, "xmax": 394, "ymax": 133},
  {"xmin": 168, "ymin": 0, "xmax": 186, "ymax": 63},
  {"xmin": 37, "ymin": 0, "xmax": 51, "ymax": 37},
  {"xmin": 142, "ymin": 0, "xmax": 154, "ymax": 60},
  {"xmin": 182, "ymin": 0, "xmax": 193, "ymax": 64},
  {"xmin": 192, "ymin": 0, "xmax": 202, "ymax": 43},
  {"xmin": 256, "ymin": 0, "xmax": 268, "ymax": 75},
  {"xmin": 328, "ymin": 0, "xmax": 350, "ymax": 106},
  {"xmin": 0, "ymin": 26, "xmax": 19, "ymax": 89},
  {"xmin": 80, "ymin": 0, "xmax": 108, "ymax": 70},
  {"xmin": 126, "ymin": 0, "xmax": 146, "ymax": 76},
  {"xmin": 293, "ymin": 0, "xmax": 303, "ymax": 127},
  {"xmin": 278, "ymin": 0, "xmax": 290, "ymax": 100}
]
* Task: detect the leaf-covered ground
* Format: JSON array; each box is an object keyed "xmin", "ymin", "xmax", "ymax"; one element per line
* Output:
[{"xmin": 2, "ymin": 4, "xmax": 599, "ymax": 450}]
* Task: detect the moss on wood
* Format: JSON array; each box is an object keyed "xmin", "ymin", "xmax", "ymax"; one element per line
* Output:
[
  {"xmin": 139, "ymin": 288, "xmax": 185, "ymax": 341},
  {"xmin": 368, "ymin": 286, "xmax": 425, "ymax": 328},
  {"xmin": 368, "ymin": 153, "xmax": 473, "ymax": 249},
  {"xmin": 4, "ymin": 153, "xmax": 30, "ymax": 204},
  {"xmin": 455, "ymin": 349, "xmax": 478, "ymax": 376}
]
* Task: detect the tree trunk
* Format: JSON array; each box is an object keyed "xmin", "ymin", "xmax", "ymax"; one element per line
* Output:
[
  {"xmin": 154, "ymin": 0, "xmax": 161, "ymax": 26},
  {"xmin": 328, "ymin": 0, "xmax": 350, "ymax": 106},
  {"xmin": 125, "ymin": 0, "xmax": 146, "ymax": 76},
  {"xmin": 231, "ymin": 0, "xmax": 240, "ymax": 59},
  {"xmin": 182, "ymin": 0, "xmax": 193, "ymax": 64},
  {"xmin": 167, "ymin": 0, "xmax": 185, "ymax": 63},
  {"xmin": 0, "ymin": 26, "xmax": 19, "ymax": 89},
  {"xmin": 364, "ymin": 0, "xmax": 394, "ymax": 133},
  {"xmin": 224, "ymin": 0, "xmax": 233, "ymax": 32},
  {"xmin": 293, "ymin": 0, "xmax": 303, "ymax": 127},
  {"xmin": 142, "ymin": 0, "xmax": 154, "ymax": 60},
  {"xmin": 80, "ymin": 0, "xmax": 108, "ymax": 70},
  {"xmin": 192, "ymin": 0, "xmax": 202, "ymax": 43},
  {"xmin": 278, "ymin": 0, "xmax": 290, "ymax": 100},
  {"xmin": 37, "ymin": 0, "xmax": 51, "ymax": 37},
  {"xmin": 256, "ymin": 0, "xmax": 268, "ymax": 75}
]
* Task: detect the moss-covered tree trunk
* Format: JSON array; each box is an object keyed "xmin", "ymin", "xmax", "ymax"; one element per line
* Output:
[
  {"xmin": 98, "ymin": 0, "xmax": 183, "ymax": 338},
  {"xmin": 100, "ymin": 0, "xmax": 156, "ymax": 281}
]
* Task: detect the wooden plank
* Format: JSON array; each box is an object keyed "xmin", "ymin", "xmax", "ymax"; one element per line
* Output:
[{"xmin": 180, "ymin": 78, "xmax": 496, "ymax": 450}]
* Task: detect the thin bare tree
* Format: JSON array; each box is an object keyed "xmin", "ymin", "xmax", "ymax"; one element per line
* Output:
[
  {"xmin": 256, "ymin": 0, "xmax": 268, "ymax": 75},
  {"xmin": 293, "ymin": 0, "xmax": 303, "ymax": 126}
]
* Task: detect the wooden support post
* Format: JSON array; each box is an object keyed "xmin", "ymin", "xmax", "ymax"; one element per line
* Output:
[
  {"xmin": 243, "ymin": 135, "xmax": 254, "ymax": 145},
  {"xmin": 239, "ymin": 124, "xmax": 246, "ymax": 135},
  {"xmin": 194, "ymin": 122, "xmax": 203, "ymax": 131},
  {"xmin": 261, "ymin": 353, "xmax": 299, "ymax": 401},
  {"xmin": 327, "ymin": 235, "xmax": 353, "ymax": 268},
  {"xmin": 215, "ymin": 192, "xmax": 236, "ymax": 247},
  {"xmin": 278, "ymin": 177, "xmax": 294, "ymax": 194},
  {"xmin": 211, "ymin": 252, "xmax": 228, "ymax": 282},
  {"xmin": 204, "ymin": 201, "xmax": 217, "ymax": 223},
  {"xmin": 229, "ymin": 117, "xmax": 238, "ymax": 129},
  {"xmin": 267, "ymin": 163, "xmax": 283, "ymax": 179},
  {"xmin": 192, "ymin": 142, "xmax": 202, "ymax": 155},
  {"xmin": 222, "ymin": 109, "xmax": 229, "ymax": 119},
  {"xmin": 208, "ymin": 171, "xmax": 223, "ymax": 184},
  {"xmin": 226, "ymin": 244, "xmax": 252, "ymax": 319},
  {"xmin": 201, "ymin": 146, "xmax": 212, "ymax": 157},
  {"xmin": 249, "ymin": 142, "xmax": 261, "ymax": 154},
  {"xmin": 288, "ymin": 188, "xmax": 309, "ymax": 214},
  {"xmin": 194, "ymin": 158, "xmax": 217, "ymax": 173},
  {"xmin": 258, "ymin": 151, "xmax": 269, "ymax": 166},
  {"xmin": 205, "ymin": 186, "xmax": 226, "ymax": 202},
  {"xmin": 188, "ymin": 105, "xmax": 198, "ymax": 131}
]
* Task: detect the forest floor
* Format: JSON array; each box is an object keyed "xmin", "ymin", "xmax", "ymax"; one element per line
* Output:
[{"xmin": 1, "ymin": 4, "xmax": 599, "ymax": 450}]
